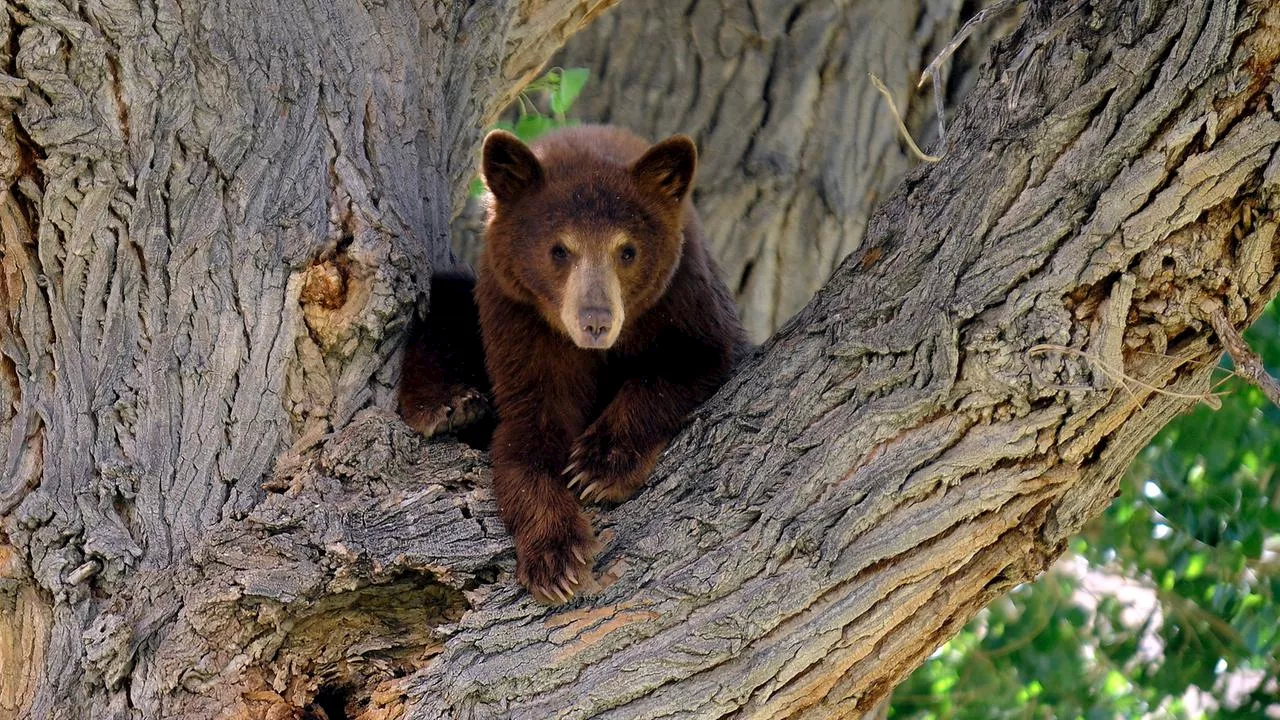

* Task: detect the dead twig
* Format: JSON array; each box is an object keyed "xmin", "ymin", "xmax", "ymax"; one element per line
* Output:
[
  {"xmin": 1026, "ymin": 344, "xmax": 1227, "ymax": 409},
  {"xmin": 917, "ymin": 0, "xmax": 1023, "ymax": 90},
  {"xmin": 868, "ymin": 73, "xmax": 941, "ymax": 163},
  {"xmin": 1208, "ymin": 306, "xmax": 1280, "ymax": 407}
]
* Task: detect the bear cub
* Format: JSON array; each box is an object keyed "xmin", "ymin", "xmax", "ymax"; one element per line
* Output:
[{"xmin": 476, "ymin": 125, "xmax": 747, "ymax": 604}]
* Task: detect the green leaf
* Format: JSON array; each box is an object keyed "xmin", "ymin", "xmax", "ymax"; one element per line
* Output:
[
  {"xmin": 550, "ymin": 68, "xmax": 589, "ymax": 115},
  {"xmin": 1102, "ymin": 670, "xmax": 1128, "ymax": 696},
  {"xmin": 1242, "ymin": 527, "xmax": 1263, "ymax": 558},
  {"xmin": 1184, "ymin": 553, "xmax": 1206, "ymax": 580},
  {"xmin": 514, "ymin": 113, "xmax": 555, "ymax": 142}
]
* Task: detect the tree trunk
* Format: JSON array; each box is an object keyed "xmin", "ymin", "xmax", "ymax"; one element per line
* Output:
[
  {"xmin": 3, "ymin": 1, "xmax": 1279, "ymax": 720},
  {"xmin": 0, "ymin": 0, "xmax": 619, "ymax": 717}
]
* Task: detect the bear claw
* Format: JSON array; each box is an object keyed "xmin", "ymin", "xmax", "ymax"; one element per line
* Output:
[
  {"xmin": 405, "ymin": 388, "xmax": 490, "ymax": 439},
  {"xmin": 525, "ymin": 565, "xmax": 591, "ymax": 606},
  {"xmin": 563, "ymin": 418, "xmax": 660, "ymax": 505},
  {"xmin": 516, "ymin": 523, "xmax": 599, "ymax": 606}
]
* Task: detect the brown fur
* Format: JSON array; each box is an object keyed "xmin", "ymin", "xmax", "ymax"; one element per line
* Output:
[{"xmin": 477, "ymin": 125, "xmax": 747, "ymax": 604}]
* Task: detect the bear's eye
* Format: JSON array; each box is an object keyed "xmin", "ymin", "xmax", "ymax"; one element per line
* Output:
[
  {"xmin": 619, "ymin": 246, "xmax": 637, "ymax": 264},
  {"xmin": 551, "ymin": 245, "xmax": 570, "ymax": 262}
]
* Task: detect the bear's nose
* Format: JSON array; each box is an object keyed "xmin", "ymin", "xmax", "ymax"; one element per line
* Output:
[{"xmin": 579, "ymin": 307, "xmax": 613, "ymax": 341}]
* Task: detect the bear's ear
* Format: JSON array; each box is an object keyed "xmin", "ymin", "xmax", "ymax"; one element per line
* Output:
[
  {"xmin": 631, "ymin": 135, "xmax": 697, "ymax": 205},
  {"xmin": 482, "ymin": 130, "xmax": 544, "ymax": 203}
]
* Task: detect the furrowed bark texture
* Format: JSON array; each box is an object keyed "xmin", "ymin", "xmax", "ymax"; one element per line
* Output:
[
  {"xmin": 0, "ymin": 1, "xmax": 1276, "ymax": 720},
  {"xmin": 0, "ymin": 0, "xmax": 617, "ymax": 717},
  {"xmin": 405, "ymin": 0, "xmax": 1280, "ymax": 717},
  {"xmin": 453, "ymin": 0, "xmax": 1019, "ymax": 341}
]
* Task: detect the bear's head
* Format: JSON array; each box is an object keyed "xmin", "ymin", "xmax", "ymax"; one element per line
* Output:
[{"xmin": 480, "ymin": 129, "xmax": 697, "ymax": 350}]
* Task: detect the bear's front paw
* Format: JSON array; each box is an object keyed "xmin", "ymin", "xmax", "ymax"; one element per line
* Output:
[
  {"xmin": 515, "ymin": 516, "xmax": 601, "ymax": 605},
  {"xmin": 565, "ymin": 421, "xmax": 660, "ymax": 505},
  {"xmin": 402, "ymin": 386, "xmax": 490, "ymax": 438}
]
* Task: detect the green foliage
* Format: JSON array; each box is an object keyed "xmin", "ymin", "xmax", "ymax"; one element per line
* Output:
[
  {"xmin": 468, "ymin": 68, "xmax": 589, "ymax": 197},
  {"xmin": 891, "ymin": 300, "xmax": 1280, "ymax": 719}
]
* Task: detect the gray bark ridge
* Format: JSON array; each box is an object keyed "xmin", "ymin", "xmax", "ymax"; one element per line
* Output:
[{"xmin": 407, "ymin": 1, "xmax": 1280, "ymax": 717}]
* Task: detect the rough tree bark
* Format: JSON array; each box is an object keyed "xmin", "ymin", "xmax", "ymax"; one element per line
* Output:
[{"xmin": 1, "ymin": 2, "xmax": 1278, "ymax": 720}]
